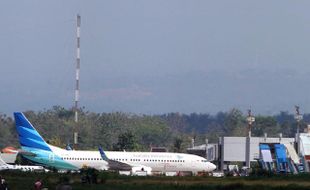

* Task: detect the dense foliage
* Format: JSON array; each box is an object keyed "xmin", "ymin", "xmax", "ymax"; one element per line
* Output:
[{"xmin": 0, "ymin": 106, "xmax": 308, "ymax": 152}]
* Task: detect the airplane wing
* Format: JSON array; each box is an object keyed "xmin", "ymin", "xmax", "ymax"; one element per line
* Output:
[{"xmin": 98, "ymin": 147, "xmax": 151, "ymax": 174}]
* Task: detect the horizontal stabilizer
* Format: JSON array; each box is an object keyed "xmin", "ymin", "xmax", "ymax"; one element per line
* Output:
[{"xmin": 18, "ymin": 150, "xmax": 37, "ymax": 157}]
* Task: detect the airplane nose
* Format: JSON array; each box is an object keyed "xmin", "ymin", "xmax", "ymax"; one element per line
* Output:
[{"xmin": 210, "ymin": 163, "xmax": 216, "ymax": 171}]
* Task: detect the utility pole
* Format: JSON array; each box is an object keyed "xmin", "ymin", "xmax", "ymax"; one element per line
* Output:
[
  {"xmin": 246, "ymin": 109, "xmax": 255, "ymax": 168},
  {"xmin": 294, "ymin": 106, "xmax": 302, "ymax": 155},
  {"xmin": 74, "ymin": 14, "xmax": 81, "ymax": 147}
]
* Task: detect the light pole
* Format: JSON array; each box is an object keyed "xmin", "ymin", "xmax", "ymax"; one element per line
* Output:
[
  {"xmin": 247, "ymin": 109, "xmax": 255, "ymax": 137},
  {"xmin": 246, "ymin": 109, "xmax": 255, "ymax": 168},
  {"xmin": 294, "ymin": 106, "xmax": 302, "ymax": 155}
]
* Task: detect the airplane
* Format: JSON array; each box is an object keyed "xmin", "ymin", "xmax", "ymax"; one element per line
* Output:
[
  {"xmin": 0, "ymin": 154, "xmax": 47, "ymax": 172},
  {"xmin": 14, "ymin": 112, "xmax": 216, "ymax": 175}
]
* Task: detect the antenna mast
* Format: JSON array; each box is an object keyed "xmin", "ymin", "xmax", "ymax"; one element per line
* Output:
[
  {"xmin": 295, "ymin": 106, "xmax": 302, "ymax": 154},
  {"xmin": 74, "ymin": 14, "xmax": 81, "ymax": 145}
]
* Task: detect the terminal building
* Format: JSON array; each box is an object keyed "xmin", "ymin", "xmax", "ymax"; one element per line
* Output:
[
  {"xmin": 186, "ymin": 109, "xmax": 309, "ymax": 173},
  {"xmin": 187, "ymin": 131, "xmax": 310, "ymax": 174},
  {"xmin": 186, "ymin": 135, "xmax": 295, "ymax": 171},
  {"xmin": 218, "ymin": 136, "xmax": 295, "ymax": 171},
  {"xmin": 187, "ymin": 143, "xmax": 219, "ymax": 162}
]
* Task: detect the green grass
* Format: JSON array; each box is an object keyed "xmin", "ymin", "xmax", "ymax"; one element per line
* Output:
[{"xmin": 2, "ymin": 170, "xmax": 310, "ymax": 190}]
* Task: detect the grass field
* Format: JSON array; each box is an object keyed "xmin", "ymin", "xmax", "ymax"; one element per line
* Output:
[{"xmin": 2, "ymin": 170, "xmax": 310, "ymax": 190}]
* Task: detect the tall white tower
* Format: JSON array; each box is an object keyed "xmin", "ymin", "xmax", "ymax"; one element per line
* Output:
[{"xmin": 74, "ymin": 14, "xmax": 81, "ymax": 145}]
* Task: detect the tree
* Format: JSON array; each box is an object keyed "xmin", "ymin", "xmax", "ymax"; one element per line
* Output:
[
  {"xmin": 252, "ymin": 116, "xmax": 279, "ymax": 137},
  {"xmin": 173, "ymin": 137, "xmax": 183, "ymax": 152},
  {"xmin": 223, "ymin": 109, "xmax": 245, "ymax": 136},
  {"xmin": 113, "ymin": 132, "xmax": 137, "ymax": 151}
]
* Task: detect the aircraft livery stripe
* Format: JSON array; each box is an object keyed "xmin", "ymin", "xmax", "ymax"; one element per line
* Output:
[
  {"xmin": 14, "ymin": 112, "xmax": 52, "ymax": 151},
  {"xmin": 22, "ymin": 147, "xmax": 78, "ymax": 170},
  {"xmin": 20, "ymin": 138, "xmax": 51, "ymax": 151},
  {"xmin": 16, "ymin": 126, "xmax": 44, "ymax": 142}
]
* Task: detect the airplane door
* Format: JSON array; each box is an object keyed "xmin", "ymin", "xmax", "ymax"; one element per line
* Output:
[{"xmin": 48, "ymin": 153, "xmax": 55, "ymax": 163}]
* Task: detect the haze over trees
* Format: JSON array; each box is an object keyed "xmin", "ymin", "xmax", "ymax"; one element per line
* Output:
[{"xmin": 0, "ymin": 106, "xmax": 308, "ymax": 152}]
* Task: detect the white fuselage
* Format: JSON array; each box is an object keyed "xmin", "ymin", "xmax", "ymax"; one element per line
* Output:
[{"xmin": 51, "ymin": 146, "xmax": 216, "ymax": 173}]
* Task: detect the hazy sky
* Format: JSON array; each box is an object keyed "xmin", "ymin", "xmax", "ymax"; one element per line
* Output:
[{"xmin": 1, "ymin": 0, "xmax": 310, "ymax": 115}]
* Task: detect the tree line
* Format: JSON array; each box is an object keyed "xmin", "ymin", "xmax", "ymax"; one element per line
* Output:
[{"xmin": 0, "ymin": 106, "xmax": 308, "ymax": 152}]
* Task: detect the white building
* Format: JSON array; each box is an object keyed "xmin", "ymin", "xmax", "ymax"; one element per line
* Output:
[{"xmin": 218, "ymin": 136, "xmax": 295, "ymax": 171}]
